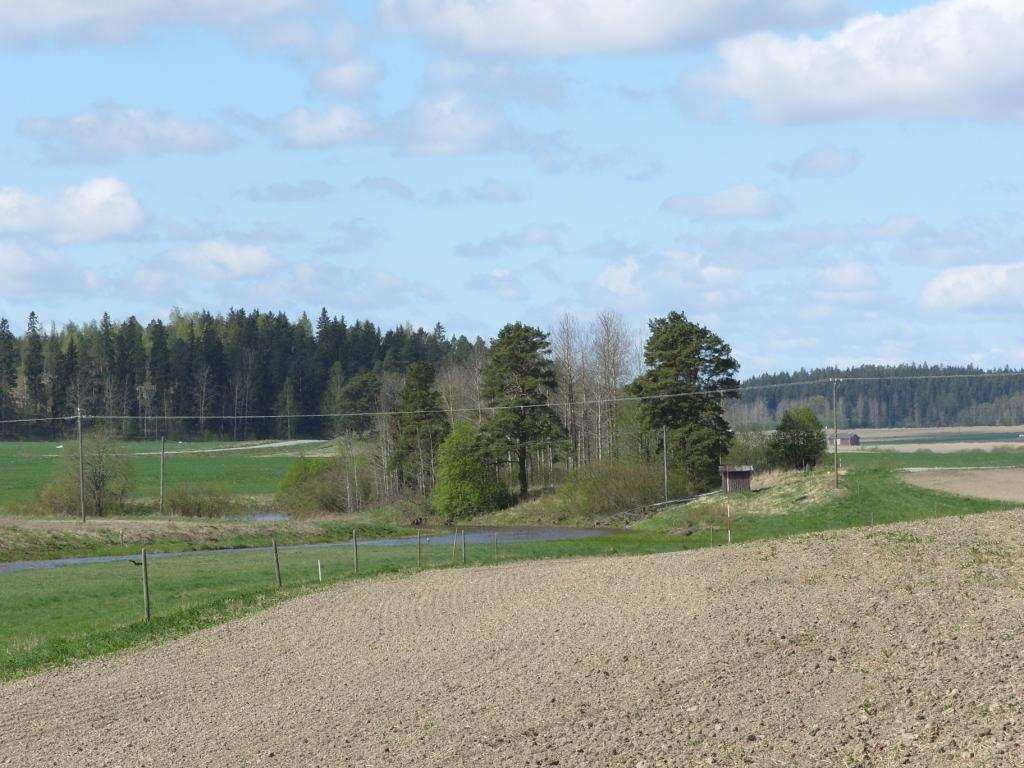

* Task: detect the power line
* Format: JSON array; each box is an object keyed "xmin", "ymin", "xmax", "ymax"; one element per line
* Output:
[{"xmin": 2, "ymin": 369, "xmax": 1024, "ymax": 428}]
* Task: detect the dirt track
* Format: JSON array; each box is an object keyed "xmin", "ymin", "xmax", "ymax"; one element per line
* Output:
[
  {"xmin": 905, "ymin": 468, "xmax": 1024, "ymax": 503},
  {"xmin": 3, "ymin": 513, "xmax": 1024, "ymax": 767}
]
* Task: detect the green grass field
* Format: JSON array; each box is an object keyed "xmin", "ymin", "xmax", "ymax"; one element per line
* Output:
[
  {"xmin": 2, "ymin": 449, "xmax": 1018, "ymax": 681},
  {"xmin": 0, "ymin": 439, "xmax": 327, "ymax": 509},
  {"xmin": 843, "ymin": 448, "xmax": 1024, "ymax": 470}
]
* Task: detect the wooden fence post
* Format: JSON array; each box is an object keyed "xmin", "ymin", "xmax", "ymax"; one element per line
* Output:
[
  {"xmin": 352, "ymin": 529, "xmax": 359, "ymax": 574},
  {"xmin": 417, "ymin": 531, "xmax": 422, "ymax": 567},
  {"xmin": 141, "ymin": 548, "xmax": 151, "ymax": 622},
  {"xmin": 272, "ymin": 538, "xmax": 282, "ymax": 588},
  {"xmin": 461, "ymin": 529, "xmax": 466, "ymax": 565}
]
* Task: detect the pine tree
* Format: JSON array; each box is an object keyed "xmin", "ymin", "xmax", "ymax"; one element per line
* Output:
[
  {"xmin": 628, "ymin": 310, "xmax": 739, "ymax": 487},
  {"xmin": 481, "ymin": 323, "xmax": 563, "ymax": 499}
]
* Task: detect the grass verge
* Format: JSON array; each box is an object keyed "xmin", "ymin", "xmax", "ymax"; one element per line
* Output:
[{"xmin": 0, "ymin": 517, "xmax": 413, "ymax": 563}]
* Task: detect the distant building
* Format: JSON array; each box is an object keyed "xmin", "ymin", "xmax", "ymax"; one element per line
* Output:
[
  {"xmin": 834, "ymin": 433, "xmax": 861, "ymax": 447},
  {"xmin": 719, "ymin": 465, "xmax": 753, "ymax": 493}
]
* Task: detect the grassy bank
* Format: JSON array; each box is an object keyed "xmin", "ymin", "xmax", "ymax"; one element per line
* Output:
[{"xmin": 0, "ymin": 515, "xmax": 414, "ymax": 563}]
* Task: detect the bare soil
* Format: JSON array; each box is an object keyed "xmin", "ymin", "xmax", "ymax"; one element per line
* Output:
[
  {"xmin": 3, "ymin": 512, "xmax": 1024, "ymax": 767},
  {"xmin": 904, "ymin": 468, "xmax": 1024, "ymax": 504},
  {"xmin": 849, "ymin": 426, "xmax": 1024, "ymax": 454}
]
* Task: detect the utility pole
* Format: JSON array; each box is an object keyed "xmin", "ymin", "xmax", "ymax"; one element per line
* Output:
[
  {"xmin": 77, "ymin": 408, "xmax": 86, "ymax": 523},
  {"xmin": 832, "ymin": 377, "xmax": 840, "ymax": 489},
  {"xmin": 661, "ymin": 425, "xmax": 669, "ymax": 502}
]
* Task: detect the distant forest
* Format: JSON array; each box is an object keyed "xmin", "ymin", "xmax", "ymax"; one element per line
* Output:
[
  {"xmin": 737, "ymin": 365, "xmax": 1024, "ymax": 429},
  {"xmin": 0, "ymin": 308, "xmax": 486, "ymax": 439},
  {"xmin": 1, "ymin": 308, "xmax": 1023, "ymax": 440}
]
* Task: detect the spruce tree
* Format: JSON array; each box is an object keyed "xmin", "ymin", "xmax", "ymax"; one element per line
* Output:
[
  {"xmin": 22, "ymin": 312, "xmax": 45, "ymax": 417},
  {"xmin": 390, "ymin": 362, "xmax": 450, "ymax": 491}
]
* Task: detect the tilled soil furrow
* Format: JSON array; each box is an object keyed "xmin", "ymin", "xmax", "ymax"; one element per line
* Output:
[{"xmin": 2, "ymin": 512, "xmax": 1024, "ymax": 767}]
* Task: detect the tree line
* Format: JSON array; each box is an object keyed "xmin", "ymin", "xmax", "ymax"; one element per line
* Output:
[
  {"xmin": 736, "ymin": 364, "xmax": 1024, "ymax": 429},
  {"xmin": 0, "ymin": 308, "xmax": 485, "ymax": 439}
]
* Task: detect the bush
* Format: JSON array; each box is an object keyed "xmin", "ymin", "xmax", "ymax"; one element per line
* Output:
[
  {"xmin": 39, "ymin": 431, "xmax": 133, "ymax": 517},
  {"xmin": 276, "ymin": 454, "xmax": 377, "ymax": 516},
  {"xmin": 165, "ymin": 484, "xmax": 240, "ymax": 518},
  {"xmin": 431, "ymin": 423, "xmax": 512, "ymax": 520},
  {"xmin": 768, "ymin": 407, "xmax": 827, "ymax": 470},
  {"xmin": 556, "ymin": 459, "xmax": 671, "ymax": 520},
  {"xmin": 727, "ymin": 430, "xmax": 773, "ymax": 470}
]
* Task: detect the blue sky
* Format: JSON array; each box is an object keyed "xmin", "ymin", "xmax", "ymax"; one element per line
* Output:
[{"xmin": 1, "ymin": 0, "xmax": 1022, "ymax": 375}]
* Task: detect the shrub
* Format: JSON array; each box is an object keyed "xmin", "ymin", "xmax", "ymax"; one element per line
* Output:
[
  {"xmin": 165, "ymin": 484, "xmax": 240, "ymax": 518},
  {"xmin": 556, "ymin": 459, "xmax": 670, "ymax": 520},
  {"xmin": 727, "ymin": 430, "xmax": 773, "ymax": 470},
  {"xmin": 768, "ymin": 407, "xmax": 827, "ymax": 470},
  {"xmin": 431, "ymin": 423, "xmax": 512, "ymax": 520},
  {"xmin": 39, "ymin": 430, "xmax": 133, "ymax": 517},
  {"xmin": 276, "ymin": 454, "xmax": 377, "ymax": 516}
]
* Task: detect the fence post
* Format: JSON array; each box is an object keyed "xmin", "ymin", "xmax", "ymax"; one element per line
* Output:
[
  {"xmin": 352, "ymin": 529, "xmax": 359, "ymax": 574},
  {"xmin": 272, "ymin": 538, "xmax": 282, "ymax": 588},
  {"xmin": 159, "ymin": 436, "xmax": 166, "ymax": 516},
  {"xmin": 493, "ymin": 532, "xmax": 498, "ymax": 563},
  {"xmin": 452, "ymin": 531, "xmax": 458, "ymax": 563},
  {"xmin": 661, "ymin": 425, "xmax": 669, "ymax": 502},
  {"xmin": 417, "ymin": 531, "xmax": 422, "ymax": 567},
  {"xmin": 77, "ymin": 408, "xmax": 86, "ymax": 523},
  {"xmin": 461, "ymin": 529, "xmax": 466, "ymax": 565},
  {"xmin": 317, "ymin": 559, "xmax": 323, "ymax": 583},
  {"xmin": 832, "ymin": 377, "xmax": 840, "ymax": 490},
  {"xmin": 141, "ymin": 548, "xmax": 151, "ymax": 622}
]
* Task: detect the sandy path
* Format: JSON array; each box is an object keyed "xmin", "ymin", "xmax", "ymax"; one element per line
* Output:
[
  {"xmin": 904, "ymin": 468, "xmax": 1024, "ymax": 503},
  {"xmin": 3, "ymin": 513, "xmax": 1024, "ymax": 767}
]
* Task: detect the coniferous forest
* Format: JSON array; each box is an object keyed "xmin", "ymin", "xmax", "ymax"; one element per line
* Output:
[{"xmin": 1, "ymin": 308, "xmax": 1023, "ymax": 444}]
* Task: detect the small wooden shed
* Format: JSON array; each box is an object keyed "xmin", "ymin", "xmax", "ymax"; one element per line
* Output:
[{"xmin": 719, "ymin": 465, "xmax": 753, "ymax": 493}]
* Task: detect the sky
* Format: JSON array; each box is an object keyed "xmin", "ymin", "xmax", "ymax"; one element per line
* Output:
[{"xmin": 0, "ymin": 0, "xmax": 1022, "ymax": 376}]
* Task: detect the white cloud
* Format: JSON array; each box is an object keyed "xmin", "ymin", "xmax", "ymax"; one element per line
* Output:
[
  {"xmin": 777, "ymin": 144, "xmax": 860, "ymax": 178},
  {"xmin": 311, "ymin": 60, "xmax": 383, "ymax": 97},
  {"xmin": 381, "ymin": 0, "xmax": 842, "ymax": 55},
  {"xmin": 466, "ymin": 268, "xmax": 527, "ymax": 300},
  {"xmin": 456, "ymin": 223, "xmax": 565, "ymax": 259},
  {"xmin": 434, "ymin": 178, "xmax": 527, "ymax": 205},
  {"xmin": 819, "ymin": 261, "xmax": 880, "ymax": 291},
  {"xmin": 0, "ymin": 177, "xmax": 144, "ymax": 243},
  {"xmin": 142, "ymin": 240, "xmax": 278, "ymax": 290},
  {"xmin": 356, "ymin": 176, "xmax": 416, "ymax": 201},
  {"xmin": 244, "ymin": 179, "xmax": 334, "ymax": 202},
  {"xmin": 0, "ymin": 243, "xmax": 88, "ymax": 295},
  {"xmin": 596, "ymin": 257, "xmax": 644, "ymax": 299},
  {"xmin": 662, "ymin": 183, "xmax": 790, "ymax": 221},
  {"xmin": 400, "ymin": 92, "xmax": 505, "ymax": 156},
  {"xmin": 183, "ymin": 240, "xmax": 276, "ymax": 278},
  {"xmin": 0, "ymin": 0, "xmax": 313, "ymax": 44},
  {"xmin": 920, "ymin": 262, "xmax": 1024, "ymax": 310},
  {"xmin": 427, "ymin": 59, "xmax": 565, "ymax": 105},
  {"xmin": 713, "ymin": 0, "xmax": 1024, "ymax": 123},
  {"xmin": 278, "ymin": 106, "xmax": 373, "ymax": 148},
  {"xmin": 19, "ymin": 104, "xmax": 232, "ymax": 161}
]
